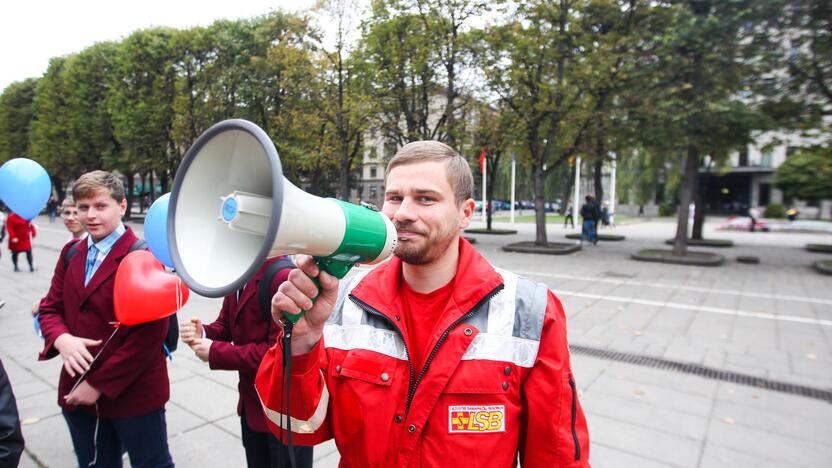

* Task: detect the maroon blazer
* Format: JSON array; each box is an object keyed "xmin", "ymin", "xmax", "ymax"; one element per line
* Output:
[
  {"xmin": 203, "ymin": 257, "xmax": 291, "ymax": 433},
  {"xmin": 38, "ymin": 227, "xmax": 170, "ymax": 418}
]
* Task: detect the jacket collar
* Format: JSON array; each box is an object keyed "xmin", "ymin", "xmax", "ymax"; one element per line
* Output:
[
  {"xmin": 234, "ymin": 259, "xmax": 272, "ymax": 314},
  {"xmin": 350, "ymin": 237, "xmax": 504, "ymax": 326},
  {"xmin": 78, "ymin": 227, "xmax": 138, "ymax": 304}
]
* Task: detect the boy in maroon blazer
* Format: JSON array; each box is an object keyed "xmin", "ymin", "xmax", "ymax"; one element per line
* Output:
[
  {"xmin": 180, "ymin": 258, "xmax": 312, "ymax": 468},
  {"xmin": 37, "ymin": 171, "xmax": 174, "ymax": 467}
]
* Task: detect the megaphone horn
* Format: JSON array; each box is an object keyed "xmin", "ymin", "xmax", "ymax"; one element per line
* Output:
[{"xmin": 168, "ymin": 119, "xmax": 397, "ymax": 318}]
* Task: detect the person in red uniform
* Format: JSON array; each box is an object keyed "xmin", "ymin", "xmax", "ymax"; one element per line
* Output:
[
  {"xmin": 257, "ymin": 141, "xmax": 591, "ymax": 467},
  {"xmin": 37, "ymin": 171, "xmax": 173, "ymax": 467},
  {"xmin": 179, "ymin": 258, "xmax": 313, "ymax": 468},
  {"xmin": 6, "ymin": 211, "xmax": 36, "ymax": 272}
]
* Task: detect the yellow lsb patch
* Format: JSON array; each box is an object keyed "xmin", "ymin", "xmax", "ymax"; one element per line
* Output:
[{"xmin": 448, "ymin": 405, "xmax": 505, "ymax": 433}]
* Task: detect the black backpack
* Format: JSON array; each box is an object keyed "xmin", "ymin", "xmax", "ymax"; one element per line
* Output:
[
  {"xmin": 63, "ymin": 238, "xmax": 180, "ymax": 354},
  {"xmin": 257, "ymin": 256, "xmax": 296, "ymax": 322}
]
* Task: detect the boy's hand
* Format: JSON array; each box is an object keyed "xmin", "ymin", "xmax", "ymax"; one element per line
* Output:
[
  {"xmin": 179, "ymin": 317, "xmax": 203, "ymax": 344},
  {"xmin": 64, "ymin": 381, "xmax": 101, "ymax": 406},
  {"xmin": 189, "ymin": 338, "xmax": 212, "ymax": 362},
  {"xmin": 54, "ymin": 333, "xmax": 102, "ymax": 378}
]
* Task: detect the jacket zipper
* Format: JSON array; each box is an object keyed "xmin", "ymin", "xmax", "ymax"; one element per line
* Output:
[
  {"xmin": 351, "ymin": 284, "xmax": 505, "ymax": 416},
  {"xmin": 568, "ymin": 374, "xmax": 581, "ymax": 461}
]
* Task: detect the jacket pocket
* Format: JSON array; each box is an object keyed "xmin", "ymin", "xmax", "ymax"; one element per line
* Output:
[{"xmin": 332, "ymin": 349, "xmax": 395, "ymax": 386}]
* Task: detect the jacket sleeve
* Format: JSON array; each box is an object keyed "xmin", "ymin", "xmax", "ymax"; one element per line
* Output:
[
  {"xmin": 0, "ymin": 359, "xmax": 24, "ymax": 468},
  {"xmin": 37, "ymin": 242, "xmax": 75, "ymax": 360},
  {"xmin": 519, "ymin": 292, "xmax": 590, "ymax": 468},
  {"xmin": 29, "ymin": 222, "xmax": 36, "ymax": 238},
  {"xmin": 208, "ymin": 269, "xmax": 289, "ymax": 373},
  {"xmin": 255, "ymin": 335, "xmax": 333, "ymax": 446},
  {"xmin": 203, "ymin": 296, "xmax": 233, "ymax": 342},
  {"xmin": 83, "ymin": 317, "xmax": 168, "ymax": 401}
]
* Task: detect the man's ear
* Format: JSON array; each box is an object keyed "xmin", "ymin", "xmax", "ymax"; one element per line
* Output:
[
  {"xmin": 119, "ymin": 198, "xmax": 127, "ymax": 216},
  {"xmin": 458, "ymin": 198, "xmax": 475, "ymax": 230}
]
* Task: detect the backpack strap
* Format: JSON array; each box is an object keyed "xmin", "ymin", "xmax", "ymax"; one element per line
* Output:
[{"xmin": 258, "ymin": 257, "xmax": 296, "ymax": 322}]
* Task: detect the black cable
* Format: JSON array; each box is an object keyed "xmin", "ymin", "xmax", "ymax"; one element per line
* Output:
[{"xmin": 281, "ymin": 318, "xmax": 297, "ymax": 468}]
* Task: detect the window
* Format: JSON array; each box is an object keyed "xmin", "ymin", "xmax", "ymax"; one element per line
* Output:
[
  {"xmin": 370, "ymin": 166, "xmax": 377, "ymax": 178},
  {"xmin": 369, "ymin": 185, "xmax": 378, "ymax": 200},
  {"xmin": 738, "ymin": 146, "xmax": 749, "ymax": 167},
  {"xmin": 367, "ymin": 147, "xmax": 378, "ymax": 160},
  {"xmin": 761, "ymin": 149, "xmax": 772, "ymax": 167}
]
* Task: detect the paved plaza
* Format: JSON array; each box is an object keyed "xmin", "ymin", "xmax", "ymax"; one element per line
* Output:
[{"xmin": 2, "ymin": 215, "xmax": 831, "ymax": 467}]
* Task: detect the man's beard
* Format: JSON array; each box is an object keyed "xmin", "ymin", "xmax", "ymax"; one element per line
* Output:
[{"xmin": 393, "ymin": 221, "xmax": 458, "ymax": 265}]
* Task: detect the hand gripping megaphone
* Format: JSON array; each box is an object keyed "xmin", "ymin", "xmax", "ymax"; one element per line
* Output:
[{"xmin": 167, "ymin": 119, "xmax": 397, "ymax": 322}]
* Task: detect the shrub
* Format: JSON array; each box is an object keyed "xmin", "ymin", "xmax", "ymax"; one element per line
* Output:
[
  {"xmin": 659, "ymin": 202, "xmax": 676, "ymax": 217},
  {"xmin": 764, "ymin": 203, "xmax": 785, "ymax": 218}
]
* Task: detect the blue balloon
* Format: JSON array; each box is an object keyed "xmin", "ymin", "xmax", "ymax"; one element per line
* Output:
[
  {"xmin": 145, "ymin": 193, "xmax": 174, "ymax": 268},
  {"xmin": 0, "ymin": 158, "xmax": 52, "ymax": 220}
]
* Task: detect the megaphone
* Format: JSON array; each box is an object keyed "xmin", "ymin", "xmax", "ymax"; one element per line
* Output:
[{"xmin": 167, "ymin": 119, "xmax": 397, "ymax": 321}]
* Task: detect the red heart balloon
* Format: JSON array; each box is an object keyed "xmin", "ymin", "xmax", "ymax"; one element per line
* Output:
[{"xmin": 114, "ymin": 250, "xmax": 190, "ymax": 325}]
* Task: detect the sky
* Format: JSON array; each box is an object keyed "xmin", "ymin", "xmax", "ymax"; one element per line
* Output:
[{"xmin": 0, "ymin": 0, "xmax": 319, "ymax": 92}]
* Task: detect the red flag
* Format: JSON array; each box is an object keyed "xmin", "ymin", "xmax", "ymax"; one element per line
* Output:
[{"xmin": 479, "ymin": 149, "xmax": 486, "ymax": 174}]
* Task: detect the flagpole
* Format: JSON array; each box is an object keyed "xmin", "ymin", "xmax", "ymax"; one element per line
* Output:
[
  {"xmin": 510, "ymin": 152, "xmax": 516, "ymax": 225},
  {"xmin": 573, "ymin": 156, "xmax": 581, "ymax": 230},
  {"xmin": 482, "ymin": 155, "xmax": 487, "ymax": 225}
]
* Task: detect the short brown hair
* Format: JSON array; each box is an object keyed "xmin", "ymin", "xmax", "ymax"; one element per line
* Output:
[
  {"xmin": 385, "ymin": 141, "xmax": 473, "ymax": 204},
  {"xmin": 72, "ymin": 170, "xmax": 126, "ymax": 202},
  {"xmin": 60, "ymin": 197, "xmax": 76, "ymax": 209}
]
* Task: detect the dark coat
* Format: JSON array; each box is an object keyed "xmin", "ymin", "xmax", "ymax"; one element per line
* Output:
[
  {"xmin": 203, "ymin": 257, "xmax": 291, "ymax": 433},
  {"xmin": 37, "ymin": 227, "xmax": 170, "ymax": 418},
  {"xmin": 6, "ymin": 213, "xmax": 35, "ymax": 252},
  {"xmin": 0, "ymin": 358, "xmax": 24, "ymax": 468}
]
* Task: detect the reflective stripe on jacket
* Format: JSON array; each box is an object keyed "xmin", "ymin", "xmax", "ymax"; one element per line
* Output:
[{"xmin": 255, "ymin": 238, "xmax": 590, "ymax": 467}]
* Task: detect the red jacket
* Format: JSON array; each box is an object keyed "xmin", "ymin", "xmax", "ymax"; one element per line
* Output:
[
  {"xmin": 203, "ymin": 257, "xmax": 291, "ymax": 433},
  {"xmin": 256, "ymin": 238, "xmax": 590, "ymax": 467},
  {"xmin": 37, "ymin": 228, "xmax": 170, "ymax": 418},
  {"xmin": 6, "ymin": 212, "xmax": 36, "ymax": 252}
]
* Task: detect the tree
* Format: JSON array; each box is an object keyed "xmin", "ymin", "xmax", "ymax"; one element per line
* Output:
[
  {"xmin": 0, "ymin": 79, "xmax": 38, "ymax": 163},
  {"xmin": 479, "ymin": 0, "xmax": 644, "ymax": 245},
  {"xmin": 774, "ymin": 145, "xmax": 832, "ymax": 216},
  {"xmin": 315, "ymin": 0, "xmax": 375, "ymax": 200},
  {"xmin": 641, "ymin": 1, "xmax": 775, "ymax": 255}
]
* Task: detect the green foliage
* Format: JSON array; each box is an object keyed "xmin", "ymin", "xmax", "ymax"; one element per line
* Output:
[
  {"xmin": 763, "ymin": 203, "xmax": 785, "ymax": 219},
  {"xmin": 0, "ymin": 79, "xmax": 37, "ymax": 163},
  {"xmin": 774, "ymin": 145, "xmax": 832, "ymax": 201}
]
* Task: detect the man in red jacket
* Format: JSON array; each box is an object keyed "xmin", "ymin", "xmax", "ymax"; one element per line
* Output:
[
  {"xmin": 257, "ymin": 141, "xmax": 591, "ymax": 467},
  {"xmin": 180, "ymin": 258, "xmax": 313, "ymax": 468},
  {"xmin": 37, "ymin": 171, "xmax": 173, "ymax": 467}
]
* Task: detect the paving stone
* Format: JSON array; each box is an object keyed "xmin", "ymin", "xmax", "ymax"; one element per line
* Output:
[
  {"xmin": 168, "ymin": 424, "xmax": 247, "ymax": 467},
  {"xmin": 582, "ymin": 391, "xmax": 708, "ymax": 441},
  {"xmin": 19, "ymin": 414, "xmax": 75, "ymax": 468},
  {"xmin": 704, "ymin": 418, "xmax": 832, "ymax": 467},
  {"xmin": 711, "ymin": 399, "xmax": 832, "ymax": 446},
  {"xmin": 589, "ymin": 442, "xmax": 678, "ymax": 468},
  {"xmin": 603, "ymin": 361, "xmax": 719, "ymax": 398},
  {"xmin": 699, "ymin": 444, "xmax": 804, "ymax": 468},
  {"xmin": 586, "ymin": 414, "xmax": 701, "ymax": 467},
  {"xmin": 716, "ymin": 385, "xmax": 832, "ymax": 422},
  {"xmin": 588, "ymin": 373, "xmax": 713, "ymax": 417},
  {"xmin": 212, "ymin": 413, "xmax": 243, "ymax": 439},
  {"xmin": 169, "ymin": 375, "xmax": 239, "ymax": 423}
]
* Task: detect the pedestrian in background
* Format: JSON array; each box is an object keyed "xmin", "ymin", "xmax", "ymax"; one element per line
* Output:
[
  {"xmin": 580, "ymin": 195, "xmax": 600, "ymax": 245},
  {"xmin": 564, "ymin": 204, "xmax": 575, "ymax": 228},
  {"xmin": 6, "ymin": 211, "xmax": 36, "ymax": 272}
]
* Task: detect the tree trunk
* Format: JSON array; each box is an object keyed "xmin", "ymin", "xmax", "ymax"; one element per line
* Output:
[
  {"xmin": 54, "ymin": 179, "xmax": 65, "ymax": 203},
  {"xmin": 593, "ymin": 157, "xmax": 604, "ymax": 202},
  {"xmin": 160, "ymin": 171, "xmax": 169, "ymax": 195},
  {"xmin": 692, "ymin": 171, "xmax": 707, "ymax": 240},
  {"xmin": 673, "ymin": 145, "xmax": 699, "ymax": 256},
  {"xmin": 125, "ymin": 173, "xmax": 135, "ymax": 221},
  {"xmin": 533, "ymin": 162, "xmax": 548, "ymax": 245},
  {"xmin": 149, "ymin": 172, "xmax": 156, "ymax": 202}
]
